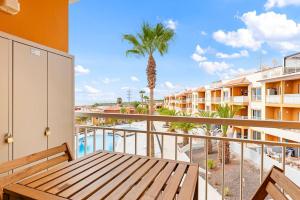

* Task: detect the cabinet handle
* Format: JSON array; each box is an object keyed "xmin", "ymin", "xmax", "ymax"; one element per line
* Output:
[
  {"xmin": 4, "ymin": 133, "xmax": 13, "ymax": 144},
  {"xmin": 45, "ymin": 127, "xmax": 51, "ymax": 136}
]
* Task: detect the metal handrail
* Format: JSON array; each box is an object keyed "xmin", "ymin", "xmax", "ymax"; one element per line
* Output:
[{"xmin": 74, "ymin": 112, "xmax": 300, "ymax": 200}]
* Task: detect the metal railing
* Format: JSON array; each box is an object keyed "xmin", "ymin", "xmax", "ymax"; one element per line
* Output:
[{"xmin": 75, "ymin": 112, "xmax": 300, "ymax": 200}]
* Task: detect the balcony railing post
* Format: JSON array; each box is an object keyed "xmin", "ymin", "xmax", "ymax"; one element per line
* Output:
[
  {"xmin": 146, "ymin": 119, "xmax": 151, "ymax": 157},
  {"xmin": 240, "ymin": 142, "xmax": 244, "ymax": 200},
  {"xmin": 93, "ymin": 129, "xmax": 96, "ymax": 152},
  {"xmin": 260, "ymin": 144, "xmax": 264, "ymax": 184},
  {"xmin": 222, "ymin": 140, "xmax": 225, "ymax": 200},
  {"xmin": 75, "ymin": 127, "xmax": 79, "ymax": 159},
  {"xmin": 84, "ymin": 127, "xmax": 87, "ymax": 156},
  {"xmin": 205, "ymin": 138, "xmax": 208, "ymax": 200}
]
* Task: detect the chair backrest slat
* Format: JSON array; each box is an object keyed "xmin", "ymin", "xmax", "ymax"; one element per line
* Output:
[
  {"xmin": 0, "ymin": 143, "xmax": 73, "ymax": 200},
  {"xmin": 252, "ymin": 165, "xmax": 300, "ymax": 200},
  {"xmin": 0, "ymin": 143, "xmax": 69, "ymax": 174},
  {"xmin": 270, "ymin": 167, "xmax": 300, "ymax": 200},
  {"xmin": 266, "ymin": 182, "xmax": 288, "ymax": 200},
  {"xmin": 0, "ymin": 154, "xmax": 69, "ymax": 187}
]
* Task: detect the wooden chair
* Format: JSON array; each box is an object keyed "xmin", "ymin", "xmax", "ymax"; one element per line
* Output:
[
  {"xmin": 252, "ymin": 165, "xmax": 300, "ymax": 200},
  {"xmin": 0, "ymin": 143, "xmax": 73, "ymax": 199}
]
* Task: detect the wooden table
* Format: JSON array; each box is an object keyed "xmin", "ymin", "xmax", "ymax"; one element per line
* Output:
[{"xmin": 3, "ymin": 151, "xmax": 199, "ymax": 200}]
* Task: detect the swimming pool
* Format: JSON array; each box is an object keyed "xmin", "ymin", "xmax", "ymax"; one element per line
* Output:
[{"xmin": 77, "ymin": 131, "xmax": 122, "ymax": 157}]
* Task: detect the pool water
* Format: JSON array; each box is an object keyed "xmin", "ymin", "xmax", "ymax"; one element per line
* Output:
[{"xmin": 77, "ymin": 131, "xmax": 122, "ymax": 157}]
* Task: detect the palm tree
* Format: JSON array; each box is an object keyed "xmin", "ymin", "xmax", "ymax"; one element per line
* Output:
[
  {"xmin": 172, "ymin": 112, "xmax": 196, "ymax": 145},
  {"xmin": 139, "ymin": 90, "xmax": 145, "ymax": 104},
  {"xmin": 198, "ymin": 110, "xmax": 216, "ymax": 154},
  {"xmin": 123, "ymin": 23, "xmax": 175, "ymax": 115},
  {"xmin": 216, "ymin": 104, "xmax": 241, "ymax": 164},
  {"xmin": 124, "ymin": 23, "xmax": 174, "ymax": 157}
]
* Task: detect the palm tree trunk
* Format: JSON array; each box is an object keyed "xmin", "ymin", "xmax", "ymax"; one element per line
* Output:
[
  {"xmin": 183, "ymin": 131, "xmax": 189, "ymax": 146},
  {"xmin": 218, "ymin": 140, "xmax": 230, "ymax": 164},
  {"xmin": 207, "ymin": 139, "xmax": 213, "ymax": 154},
  {"xmin": 206, "ymin": 131, "xmax": 213, "ymax": 154},
  {"xmin": 147, "ymin": 54, "xmax": 156, "ymax": 157}
]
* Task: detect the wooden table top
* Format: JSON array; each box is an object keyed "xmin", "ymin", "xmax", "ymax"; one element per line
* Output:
[{"xmin": 4, "ymin": 151, "xmax": 199, "ymax": 200}]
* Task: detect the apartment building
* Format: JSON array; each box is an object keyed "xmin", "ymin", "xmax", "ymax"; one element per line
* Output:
[{"xmin": 164, "ymin": 53, "xmax": 300, "ymax": 144}]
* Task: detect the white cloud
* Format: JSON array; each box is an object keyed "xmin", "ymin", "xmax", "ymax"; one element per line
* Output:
[
  {"xmin": 191, "ymin": 44, "xmax": 207, "ymax": 62},
  {"xmin": 199, "ymin": 61, "xmax": 231, "ymax": 74},
  {"xmin": 102, "ymin": 77, "xmax": 120, "ymax": 84},
  {"xmin": 265, "ymin": 0, "xmax": 300, "ymax": 10},
  {"xmin": 84, "ymin": 85, "xmax": 99, "ymax": 94},
  {"xmin": 216, "ymin": 50, "xmax": 249, "ymax": 59},
  {"xmin": 75, "ymin": 65, "xmax": 90, "ymax": 75},
  {"xmin": 201, "ymin": 31, "xmax": 207, "ymax": 36},
  {"xmin": 130, "ymin": 76, "xmax": 139, "ymax": 82},
  {"xmin": 213, "ymin": 29, "xmax": 262, "ymax": 50},
  {"xmin": 164, "ymin": 81, "xmax": 175, "ymax": 89},
  {"xmin": 165, "ymin": 19, "xmax": 177, "ymax": 30},
  {"xmin": 213, "ymin": 11, "xmax": 300, "ymax": 52},
  {"xmin": 220, "ymin": 68, "xmax": 256, "ymax": 79}
]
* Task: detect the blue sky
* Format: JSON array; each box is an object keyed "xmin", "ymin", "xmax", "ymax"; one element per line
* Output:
[{"xmin": 70, "ymin": 0, "xmax": 300, "ymax": 105}]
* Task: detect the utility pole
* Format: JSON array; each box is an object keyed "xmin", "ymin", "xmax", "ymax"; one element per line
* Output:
[{"xmin": 127, "ymin": 89, "xmax": 131, "ymax": 103}]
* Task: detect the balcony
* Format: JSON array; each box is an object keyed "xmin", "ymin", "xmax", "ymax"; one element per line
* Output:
[
  {"xmin": 211, "ymin": 97, "xmax": 221, "ymax": 103},
  {"xmin": 74, "ymin": 112, "xmax": 300, "ymax": 199},
  {"xmin": 252, "ymin": 95, "xmax": 262, "ymax": 101},
  {"xmin": 232, "ymin": 96, "xmax": 249, "ymax": 104},
  {"xmin": 284, "ymin": 94, "xmax": 300, "ymax": 105},
  {"xmin": 198, "ymin": 97, "xmax": 205, "ymax": 103},
  {"xmin": 266, "ymin": 95, "xmax": 281, "ymax": 104}
]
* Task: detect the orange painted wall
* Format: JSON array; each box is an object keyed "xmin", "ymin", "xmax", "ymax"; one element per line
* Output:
[{"xmin": 0, "ymin": 0, "xmax": 69, "ymax": 52}]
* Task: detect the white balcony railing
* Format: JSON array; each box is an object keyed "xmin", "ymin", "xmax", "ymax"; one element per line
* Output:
[
  {"xmin": 233, "ymin": 96, "xmax": 249, "ymax": 103},
  {"xmin": 266, "ymin": 95, "xmax": 281, "ymax": 104},
  {"xmin": 75, "ymin": 112, "xmax": 300, "ymax": 200},
  {"xmin": 211, "ymin": 97, "xmax": 221, "ymax": 103},
  {"xmin": 284, "ymin": 94, "xmax": 300, "ymax": 104},
  {"xmin": 198, "ymin": 97, "xmax": 205, "ymax": 103}
]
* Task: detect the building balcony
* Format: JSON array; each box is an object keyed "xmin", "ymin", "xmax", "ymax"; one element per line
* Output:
[
  {"xmin": 252, "ymin": 95, "xmax": 262, "ymax": 101},
  {"xmin": 211, "ymin": 97, "xmax": 221, "ymax": 103},
  {"xmin": 234, "ymin": 115, "xmax": 248, "ymax": 119},
  {"xmin": 232, "ymin": 96, "xmax": 249, "ymax": 104},
  {"xmin": 197, "ymin": 97, "xmax": 205, "ymax": 103},
  {"xmin": 266, "ymin": 95, "xmax": 281, "ymax": 104},
  {"xmin": 283, "ymin": 94, "xmax": 300, "ymax": 105}
]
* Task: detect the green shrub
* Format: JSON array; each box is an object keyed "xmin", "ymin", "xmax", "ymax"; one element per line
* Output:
[{"xmin": 207, "ymin": 159, "xmax": 216, "ymax": 169}]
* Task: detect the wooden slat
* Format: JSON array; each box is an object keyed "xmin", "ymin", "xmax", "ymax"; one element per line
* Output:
[
  {"xmin": 4, "ymin": 184, "xmax": 68, "ymax": 200},
  {"xmin": 50, "ymin": 155, "xmax": 133, "ymax": 196},
  {"xmin": 32, "ymin": 153, "xmax": 118, "ymax": 190},
  {"xmin": 141, "ymin": 162, "xmax": 177, "ymax": 200},
  {"xmin": 270, "ymin": 167, "xmax": 300, "ymax": 200},
  {"xmin": 87, "ymin": 158, "xmax": 148, "ymax": 200},
  {"xmin": 20, "ymin": 152, "xmax": 107, "ymax": 185},
  {"xmin": 0, "ymin": 144, "xmax": 68, "ymax": 174},
  {"xmin": 68, "ymin": 156, "xmax": 139, "ymax": 199},
  {"xmin": 0, "ymin": 155, "xmax": 69, "ymax": 187},
  {"xmin": 161, "ymin": 164, "xmax": 187, "ymax": 200},
  {"xmin": 123, "ymin": 161, "xmax": 167, "ymax": 200},
  {"xmin": 177, "ymin": 165, "xmax": 198, "ymax": 200},
  {"xmin": 106, "ymin": 159, "xmax": 160, "ymax": 200},
  {"xmin": 266, "ymin": 182, "xmax": 288, "ymax": 200}
]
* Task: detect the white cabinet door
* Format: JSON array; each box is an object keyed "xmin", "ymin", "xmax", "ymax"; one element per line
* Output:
[
  {"xmin": 48, "ymin": 52, "xmax": 73, "ymax": 152},
  {"xmin": 0, "ymin": 37, "xmax": 10, "ymax": 163},
  {"xmin": 13, "ymin": 42, "xmax": 47, "ymax": 159}
]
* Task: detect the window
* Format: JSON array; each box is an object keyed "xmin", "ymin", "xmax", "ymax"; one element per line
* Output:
[
  {"xmin": 251, "ymin": 109, "xmax": 261, "ymax": 120},
  {"xmin": 251, "ymin": 88, "xmax": 261, "ymax": 101},
  {"xmin": 252, "ymin": 131, "xmax": 261, "ymax": 140}
]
